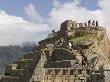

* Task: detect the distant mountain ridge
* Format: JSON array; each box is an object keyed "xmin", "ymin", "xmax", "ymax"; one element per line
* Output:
[{"xmin": 0, "ymin": 42, "xmax": 36, "ymax": 75}]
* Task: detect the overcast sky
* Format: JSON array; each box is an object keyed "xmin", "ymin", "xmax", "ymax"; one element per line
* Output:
[{"xmin": 0, "ymin": 0, "xmax": 109, "ymax": 46}]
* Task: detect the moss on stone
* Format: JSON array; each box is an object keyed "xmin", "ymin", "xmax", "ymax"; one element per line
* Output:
[{"xmin": 70, "ymin": 28, "xmax": 98, "ymax": 43}]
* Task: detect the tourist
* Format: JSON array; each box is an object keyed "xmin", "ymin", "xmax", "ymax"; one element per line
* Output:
[
  {"xmin": 88, "ymin": 20, "xmax": 91, "ymax": 27},
  {"xmin": 96, "ymin": 20, "xmax": 98, "ymax": 27},
  {"xmin": 92, "ymin": 20, "xmax": 95, "ymax": 27},
  {"xmin": 52, "ymin": 29, "xmax": 55, "ymax": 33}
]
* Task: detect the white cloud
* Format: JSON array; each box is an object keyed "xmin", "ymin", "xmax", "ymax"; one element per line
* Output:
[
  {"xmin": 0, "ymin": 11, "xmax": 49, "ymax": 46},
  {"xmin": 0, "ymin": 11, "xmax": 26, "ymax": 24},
  {"xmin": 24, "ymin": 4, "xmax": 44, "ymax": 23},
  {"xmin": 48, "ymin": 0, "xmax": 105, "ymax": 30},
  {"xmin": 98, "ymin": 0, "xmax": 110, "ymax": 35}
]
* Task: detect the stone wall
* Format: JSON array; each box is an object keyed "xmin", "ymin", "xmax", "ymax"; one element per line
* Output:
[
  {"xmin": 60, "ymin": 20, "xmax": 77, "ymax": 32},
  {"xmin": 43, "ymin": 68, "xmax": 87, "ymax": 82},
  {"xmin": 100, "ymin": 64, "xmax": 110, "ymax": 82},
  {"xmin": 0, "ymin": 51, "xmax": 41, "ymax": 82}
]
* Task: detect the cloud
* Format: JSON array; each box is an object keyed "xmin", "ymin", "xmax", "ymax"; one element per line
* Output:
[
  {"xmin": 24, "ymin": 4, "xmax": 44, "ymax": 23},
  {"xmin": 0, "ymin": 11, "xmax": 49, "ymax": 46},
  {"xmin": 48, "ymin": 0, "xmax": 105, "ymax": 30},
  {"xmin": 97, "ymin": 0, "xmax": 110, "ymax": 35},
  {"xmin": 0, "ymin": 11, "xmax": 26, "ymax": 24}
]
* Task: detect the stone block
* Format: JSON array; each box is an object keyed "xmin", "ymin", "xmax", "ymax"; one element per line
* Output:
[
  {"xmin": 77, "ymin": 74, "xmax": 84, "ymax": 77},
  {"xmin": 75, "ymin": 79, "xmax": 82, "ymax": 82},
  {"xmin": 0, "ymin": 76, "xmax": 19, "ymax": 82},
  {"xmin": 81, "ymin": 80, "xmax": 85, "ymax": 82},
  {"xmin": 79, "ymin": 76, "xmax": 86, "ymax": 80},
  {"xmin": 69, "ymin": 75, "xmax": 75, "ymax": 80}
]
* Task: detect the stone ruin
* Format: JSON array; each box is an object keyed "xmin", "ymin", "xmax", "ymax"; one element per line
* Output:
[{"xmin": 0, "ymin": 20, "xmax": 110, "ymax": 82}]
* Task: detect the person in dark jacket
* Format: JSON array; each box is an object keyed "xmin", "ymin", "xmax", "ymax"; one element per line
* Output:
[
  {"xmin": 96, "ymin": 20, "xmax": 98, "ymax": 27},
  {"xmin": 88, "ymin": 20, "xmax": 91, "ymax": 27}
]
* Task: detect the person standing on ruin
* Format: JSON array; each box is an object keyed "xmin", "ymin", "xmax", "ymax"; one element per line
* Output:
[
  {"xmin": 96, "ymin": 20, "xmax": 98, "ymax": 27},
  {"xmin": 88, "ymin": 20, "xmax": 91, "ymax": 27},
  {"xmin": 92, "ymin": 20, "xmax": 95, "ymax": 27},
  {"xmin": 82, "ymin": 57, "xmax": 86, "ymax": 67},
  {"xmin": 52, "ymin": 29, "xmax": 55, "ymax": 33}
]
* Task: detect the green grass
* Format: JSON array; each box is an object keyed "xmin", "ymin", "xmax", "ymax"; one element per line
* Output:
[
  {"xmin": 69, "ymin": 27, "xmax": 98, "ymax": 43},
  {"xmin": 70, "ymin": 35, "xmax": 88, "ymax": 43},
  {"xmin": 70, "ymin": 33, "xmax": 97, "ymax": 43}
]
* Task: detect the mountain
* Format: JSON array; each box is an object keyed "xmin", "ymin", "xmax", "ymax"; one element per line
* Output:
[{"xmin": 0, "ymin": 42, "xmax": 36, "ymax": 75}]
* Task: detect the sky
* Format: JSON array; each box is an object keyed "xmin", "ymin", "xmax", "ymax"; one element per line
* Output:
[{"xmin": 0, "ymin": 0, "xmax": 109, "ymax": 46}]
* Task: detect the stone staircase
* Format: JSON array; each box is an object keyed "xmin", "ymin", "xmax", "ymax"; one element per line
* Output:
[
  {"xmin": 29, "ymin": 53, "xmax": 46, "ymax": 82},
  {"xmin": 29, "ymin": 58, "xmax": 42, "ymax": 82}
]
